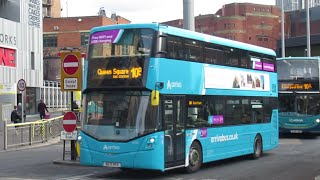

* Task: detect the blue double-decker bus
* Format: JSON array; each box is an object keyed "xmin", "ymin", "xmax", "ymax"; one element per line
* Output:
[
  {"xmin": 277, "ymin": 57, "xmax": 320, "ymax": 134},
  {"xmin": 78, "ymin": 23, "xmax": 278, "ymax": 172}
]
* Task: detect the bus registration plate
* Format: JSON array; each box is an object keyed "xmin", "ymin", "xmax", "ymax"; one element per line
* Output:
[
  {"xmin": 103, "ymin": 162, "xmax": 121, "ymax": 167},
  {"xmin": 290, "ymin": 130, "xmax": 302, "ymax": 133}
]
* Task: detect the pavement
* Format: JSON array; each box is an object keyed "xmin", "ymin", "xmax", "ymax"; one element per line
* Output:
[
  {"xmin": 0, "ymin": 130, "xmax": 82, "ymax": 166},
  {"xmin": 0, "ymin": 110, "xmax": 82, "ymax": 166},
  {"xmin": 53, "ymin": 159, "xmax": 81, "ymax": 166},
  {"xmin": 0, "ymin": 136, "xmax": 62, "ymax": 153}
]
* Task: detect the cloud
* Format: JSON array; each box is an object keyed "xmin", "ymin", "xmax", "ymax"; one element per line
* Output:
[{"xmin": 62, "ymin": 0, "xmax": 275, "ymax": 23}]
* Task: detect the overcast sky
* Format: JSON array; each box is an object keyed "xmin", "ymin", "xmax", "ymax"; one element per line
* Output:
[{"xmin": 61, "ymin": 0, "xmax": 276, "ymax": 23}]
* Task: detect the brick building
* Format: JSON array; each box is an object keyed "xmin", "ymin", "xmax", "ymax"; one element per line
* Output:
[
  {"xmin": 162, "ymin": 3, "xmax": 283, "ymax": 51},
  {"xmin": 43, "ymin": 0, "xmax": 61, "ymax": 18},
  {"xmin": 43, "ymin": 14, "xmax": 130, "ymax": 81}
]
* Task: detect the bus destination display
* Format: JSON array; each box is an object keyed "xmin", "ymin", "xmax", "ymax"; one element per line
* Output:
[
  {"xmin": 87, "ymin": 58, "xmax": 145, "ymax": 88},
  {"xmin": 97, "ymin": 67, "xmax": 142, "ymax": 79},
  {"xmin": 279, "ymin": 82, "xmax": 319, "ymax": 91}
]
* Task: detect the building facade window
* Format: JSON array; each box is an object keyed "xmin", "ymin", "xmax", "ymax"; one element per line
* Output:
[
  {"xmin": 26, "ymin": 87, "xmax": 36, "ymax": 114},
  {"xmin": 43, "ymin": 34, "xmax": 57, "ymax": 47},
  {"xmin": 31, "ymin": 52, "xmax": 35, "ymax": 70},
  {"xmin": 81, "ymin": 32, "xmax": 90, "ymax": 46}
]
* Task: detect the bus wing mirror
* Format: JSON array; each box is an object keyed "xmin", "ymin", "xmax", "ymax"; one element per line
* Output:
[{"xmin": 151, "ymin": 90, "xmax": 159, "ymax": 106}]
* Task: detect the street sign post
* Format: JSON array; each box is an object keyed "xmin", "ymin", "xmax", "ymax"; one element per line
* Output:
[
  {"xmin": 17, "ymin": 79, "xmax": 26, "ymax": 91},
  {"xmin": 63, "ymin": 54, "xmax": 79, "ymax": 75},
  {"xmin": 61, "ymin": 51, "xmax": 82, "ymax": 91},
  {"xmin": 60, "ymin": 131, "xmax": 77, "ymax": 140},
  {"xmin": 17, "ymin": 79, "xmax": 26, "ymax": 122},
  {"xmin": 62, "ymin": 111, "xmax": 78, "ymax": 160},
  {"xmin": 62, "ymin": 111, "xmax": 77, "ymax": 132}
]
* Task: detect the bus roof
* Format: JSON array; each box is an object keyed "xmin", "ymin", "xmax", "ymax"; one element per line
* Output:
[
  {"xmin": 91, "ymin": 23, "xmax": 276, "ymax": 57},
  {"xmin": 277, "ymin": 56, "xmax": 320, "ymax": 61}
]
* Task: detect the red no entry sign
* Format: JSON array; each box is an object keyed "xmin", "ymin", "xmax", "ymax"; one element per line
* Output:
[
  {"xmin": 63, "ymin": 54, "xmax": 79, "ymax": 75},
  {"xmin": 63, "ymin": 111, "xmax": 77, "ymax": 132}
]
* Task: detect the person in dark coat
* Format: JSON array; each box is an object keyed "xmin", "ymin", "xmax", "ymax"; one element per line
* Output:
[
  {"xmin": 38, "ymin": 100, "xmax": 49, "ymax": 119},
  {"xmin": 11, "ymin": 105, "xmax": 22, "ymax": 124}
]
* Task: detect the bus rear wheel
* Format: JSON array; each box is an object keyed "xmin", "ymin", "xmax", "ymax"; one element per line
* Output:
[
  {"xmin": 250, "ymin": 135, "xmax": 262, "ymax": 159},
  {"xmin": 186, "ymin": 141, "xmax": 202, "ymax": 173}
]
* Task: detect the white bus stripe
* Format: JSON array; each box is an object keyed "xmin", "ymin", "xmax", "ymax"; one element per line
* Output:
[
  {"xmin": 64, "ymin": 62, "xmax": 78, "ymax": 67},
  {"xmin": 63, "ymin": 120, "xmax": 77, "ymax": 124}
]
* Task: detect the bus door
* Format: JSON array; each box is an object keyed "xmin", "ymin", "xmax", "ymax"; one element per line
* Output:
[{"xmin": 163, "ymin": 96, "xmax": 186, "ymax": 168}]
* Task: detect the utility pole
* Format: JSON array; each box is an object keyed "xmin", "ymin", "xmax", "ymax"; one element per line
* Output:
[
  {"xmin": 306, "ymin": 0, "xmax": 311, "ymax": 57},
  {"xmin": 281, "ymin": 0, "xmax": 286, "ymax": 57},
  {"xmin": 183, "ymin": 0, "xmax": 195, "ymax": 31}
]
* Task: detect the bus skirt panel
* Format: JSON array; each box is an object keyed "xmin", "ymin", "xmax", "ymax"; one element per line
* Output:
[{"xmin": 79, "ymin": 131, "xmax": 165, "ymax": 171}]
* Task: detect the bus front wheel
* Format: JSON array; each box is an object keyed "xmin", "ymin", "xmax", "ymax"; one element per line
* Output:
[
  {"xmin": 186, "ymin": 141, "xmax": 202, "ymax": 173},
  {"xmin": 250, "ymin": 135, "xmax": 262, "ymax": 159}
]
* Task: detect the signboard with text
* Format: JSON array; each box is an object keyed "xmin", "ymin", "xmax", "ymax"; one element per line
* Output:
[
  {"xmin": 278, "ymin": 81, "xmax": 319, "ymax": 91},
  {"xmin": 0, "ymin": 47, "xmax": 16, "ymax": 67},
  {"xmin": 61, "ymin": 51, "xmax": 82, "ymax": 91},
  {"xmin": 87, "ymin": 58, "xmax": 145, "ymax": 88},
  {"xmin": 0, "ymin": 84, "xmax": 16, "ymax": 95},
  {"xmin": 60, "ymin": 130, "xmax": 77, "ymax": 140}
]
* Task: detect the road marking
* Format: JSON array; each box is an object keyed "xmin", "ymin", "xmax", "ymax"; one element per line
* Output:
[
  {"xmin": 279, "ymin": 138, "xmax": 303, "ymax": 145},
  {"xmin": 57, "ymin": 174, "xmax": 97, "ymax": 180}
]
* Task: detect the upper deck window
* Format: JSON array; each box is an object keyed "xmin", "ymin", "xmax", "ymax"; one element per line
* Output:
[
  {"xmin": 277, "ymin": 59, "xmax": 319, "ymax": 81},
  {"xmin": 167, "ymin": 36, "xmax": 184, "ymax": 60},
  {"xmin": 89, "ymin": 28, "xmax": 155, "ymax": 58}
]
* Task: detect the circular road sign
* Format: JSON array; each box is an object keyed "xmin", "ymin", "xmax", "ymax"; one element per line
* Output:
[
  {"xmin": 17, "ymin": 79, "xmax": 26, "ymax": 91},
  {"xmin": 63, "ymin": 54, "xmax": 79, "ymax": 75},
  {"xmin": 63, "ymin": 111, "xmax": 78, "ymax": 132}
]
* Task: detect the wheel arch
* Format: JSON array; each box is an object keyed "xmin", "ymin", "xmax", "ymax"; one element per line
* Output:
[
  {"xmin": 255, "ymin": 133, "xmax": 263, "ymax": 152},
  {"xmin": 192, "ymin": 139, "xmax": 203, "ymax": 152}
]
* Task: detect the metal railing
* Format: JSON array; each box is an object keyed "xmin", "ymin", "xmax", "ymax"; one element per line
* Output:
[{"xmin": 3, "ymin": 116, "xmax": 64, "ymax": 150}]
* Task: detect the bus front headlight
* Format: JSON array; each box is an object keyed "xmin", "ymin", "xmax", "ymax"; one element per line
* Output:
[
  {"xmin": 77, "ymin": 135, "xmax": 82, "ymax": 144},
  {"xmin": 146, "ymin": 137, "xmax": 156, "ymax": 149},
  {"xmin": 316, "ymin": 119, "xmax": 320, "ymax": 123},
  {"xmin": 149, "ymin": 137, "xmax": 155, "ymax": 143}
]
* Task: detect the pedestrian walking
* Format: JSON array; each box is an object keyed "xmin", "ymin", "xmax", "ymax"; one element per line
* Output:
[
  {"xmin": 11, "ymin": 105, "xmax": 22, "ymax": 129},
  {"xmin": 17, "ymin": 102, "xmax": 22, "ymax": 116},
  {"xmin": 38, "ymin": 99, "xmax": 49, "ymax": 120}
]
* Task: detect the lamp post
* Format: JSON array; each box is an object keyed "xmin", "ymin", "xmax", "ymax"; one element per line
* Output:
[
  {"xmin": 281, "ymin": 0, "xmax": 285, "ymax": 57},
  {"xmin": 183, "ymin": 0, "xmax": 195, "ymax": 31},
  {"xmin": 306, "ymin": 0, "xmax": 311, "ymax": 57}
]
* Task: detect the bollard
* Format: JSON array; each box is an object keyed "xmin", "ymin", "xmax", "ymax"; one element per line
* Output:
[
  {"xmin": 71, "ymin": 140, "xmax": 77, "ymax": 160},
  {"xmin": 45, "ymin": 121, "xmax": 49, "ymax": 141},
  {"xmin": 4, "ymin": 121, "xmax": 7, "ymax": 150},
  {"xmin": 29, "ymin": 123, "xmax": 33, "ymax": 145}
]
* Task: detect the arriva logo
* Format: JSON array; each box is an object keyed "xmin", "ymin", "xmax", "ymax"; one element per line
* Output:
[
  {"xmin": 103, "ymin": 145, "xmax": 120, "ymax": 150},
  {"xmin": 289, "ymin": 119, "xmax": 303, "ymax": 123},
  {"xmin": 167, "ymin": 80, "xmax": 182, "ymax": 90}
]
